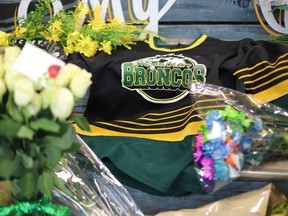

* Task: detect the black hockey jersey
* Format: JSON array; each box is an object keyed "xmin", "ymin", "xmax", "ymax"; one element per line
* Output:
[{"xmin": 74, "ymin": 35, "xmax": 288, "ymax": 196}]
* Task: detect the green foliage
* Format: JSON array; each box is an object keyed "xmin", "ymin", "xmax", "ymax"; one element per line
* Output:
[
  {"xmin": 0, "ymin": 110, "xmax": 81, "ymax": 201},
  {"xmin": 268, "ymin": 200, "xmax": 288, "ymax": 215},
  {"xmin": 69, "ymin": 114, "xmax": 91, "ymax": 131}
]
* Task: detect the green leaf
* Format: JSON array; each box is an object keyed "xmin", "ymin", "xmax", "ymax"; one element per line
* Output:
[
  {"xmin": 62, "ymin": 141, "xmax": 81, "ymax": 153},
  {"xmin": 19, "ymin": 172, "xmax": 37, "ymax": 200},
  {"xmin": 40, "ymin": 135, "xmax": 62, "ymax": 147},
  {"xmin": 271, "ymin": 5, "xmax": 288, "ymax": 12},
  {"xmin": 16, "ymin": 150, "xmax": 34, "ymax": 169},
  {"xmin": 30, "ymin": 118, "xmax": 60, "ymax": 133},
  {"xmin": 53, "ymin": 175, "xmax": 73, "ymax": 197},
  {"xmin": 17, "ymin": 125, "xmax": 34, "ymax": 140},
  {"xmin": 6, "ymin": 93, "xmax": 23, "ymax": 122},
  {"xmin": 0, "ymin": 116, "xmax": 21, "ymax": 140},
  {"xmin": 44, "ymin": 146, "xmax": 62, "ymax": 169},
  {"xmin": 38, "ymin": 171, "xmax": 54, "ymax": 199},
  {"xmin": 0, "ymin": 147, "xmax": 20, "ymax": 179},
  {"xmin": 58, "ymin": 124, "xmax": 77, "ymax": 150},
  {"xmin": 69, "ymin": 114, "xmax": 91, "ymax": 131},
  {"xmin": 29, "ymin": 143, "xmax": 40, "ymax": 158}
]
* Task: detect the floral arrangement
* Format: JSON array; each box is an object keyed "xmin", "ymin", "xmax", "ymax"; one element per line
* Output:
[
  {"xmin": 193, "ymin": 105, "xmax": 288, "ymax": 193},
  {"xmin": 0, "ymin": 44, "xmax": 91, "ymax": 215},
  {"xmin": 0, "ymin": 0, "xmax": 150, "ymax": 57}
]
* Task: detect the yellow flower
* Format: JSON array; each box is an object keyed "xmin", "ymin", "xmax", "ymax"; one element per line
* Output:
[
  {"xmin": 99, "ymin": 41, "xmax": 112, "ymax": 55},
  {"xmin": 66, "ymin": 31, "xmax": 81, "ymax": 46},
  {"xmin": 51, "ymin": 29, "xmax": 62, "ymax": 42},
  {"xmin": 50, "ymin": 20, "xmax": 63, "ymax": 33},
  {"xmin": 63, "ymin": 45, "xmax": 75, "ymax": 55},
  {"xmin": 110, "ymin": 17, "xmax": 121, "ymax": 24},
  {"xmin": 89, "ymin": 6, "xmax": 105, "ymax": 30},
  {"xmin": 107, "ymin": 19, "xmax": 122, "ymax": 31},
  {"xmin": 76, "ymin": 35, "xmax": 98, "ymax": 57},
  {"xmin": 74, "ymin": 2, "xmax": 89, "ymax": 29},
  {"xmin": 89, "ymin": 19, "xmax": 105, "ymax": 31},
  {"xmin": 0, "ymin": 31, "xmax": 10, "ymax": 47},
  {"xmin": 41, "ymin": 30, "xmax": 61, "ymax": 42},
  {"xmin": 14, "ymin": 26, "xmax": 27, "ymax": 38},
  {"xmin": 93, "ymin": 5, "xmax": 103, "ymax": 18},
  {"xmin": 41, "ymin": 20, "xmax": 63, "ymax": 42}
]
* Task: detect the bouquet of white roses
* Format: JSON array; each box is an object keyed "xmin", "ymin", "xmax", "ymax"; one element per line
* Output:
[{"xmin": 0, "ymin": 43, "xmax": 92, "ymax": 215}]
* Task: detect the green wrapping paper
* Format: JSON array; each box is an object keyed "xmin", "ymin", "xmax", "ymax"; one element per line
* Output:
[{"xmin": 0, "ymin": 196, "xmax": 70, "ymax": 216}]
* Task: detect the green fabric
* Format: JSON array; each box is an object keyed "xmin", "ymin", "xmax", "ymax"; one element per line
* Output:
[
  {"xmin": 271, "ymin": 95, "xmax": 288, "ymax": 111},
  {"xmin": 81, "ymin": 135, "xmax": 206, "ymax": 196}
]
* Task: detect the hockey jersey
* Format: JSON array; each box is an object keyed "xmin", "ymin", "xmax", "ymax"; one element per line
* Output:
[{"xmin": 73, "ymin": 35, "xmax": 288, "ymax": 196}]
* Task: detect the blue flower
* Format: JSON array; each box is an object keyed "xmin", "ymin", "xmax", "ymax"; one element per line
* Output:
[
  {"xmin": 240, "ymin": 136, "xmax": 253, "ymax": 151},
  {"xmin": 211, "ymin": 144, "xmax": 227, "ymax": 160},
  {"xmin": 213, "ymin": 160, "xmax": 229, "ymax": 181},
  {"xmin": 206, "ymin": 110, "xmax": 224, "ymax": 131},
  {"xmin": 202, "ymin": 141, "xmax": 215, "ymax": 156},
  {"xmin": 250, "ymin": 117, "xmax": 263, "ymax": 132},
  {"xmin": 231, "ymin": 130, "xmax": 243, "ymax": 144}
]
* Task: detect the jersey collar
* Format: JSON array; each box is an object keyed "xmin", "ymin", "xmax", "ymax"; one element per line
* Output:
[{"xmin": 148, "ymin": 35, "xmax": 208, "ymax": 52}]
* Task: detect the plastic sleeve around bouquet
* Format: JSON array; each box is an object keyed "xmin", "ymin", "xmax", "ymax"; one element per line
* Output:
[
  {"xmin": 189, "ymin": 82, "xmax": 288, "ymax": 193},
  {"xmin": 52, "ymin": 135, "xmax": 144, "ymax": 216}
]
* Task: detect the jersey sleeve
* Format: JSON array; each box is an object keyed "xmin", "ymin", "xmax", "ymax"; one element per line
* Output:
[{"xmin": 221, "ymin": 39, "xmax": 288, "ymax": 107}]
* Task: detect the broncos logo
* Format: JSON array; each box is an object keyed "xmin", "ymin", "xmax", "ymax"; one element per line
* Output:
[{"xmin": 121, "ymin": 54, "xmax": 207, "ymax": 104}]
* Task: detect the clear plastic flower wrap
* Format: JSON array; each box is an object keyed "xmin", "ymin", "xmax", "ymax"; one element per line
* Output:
[
  {"xmin": 52, "ymin": 135, "xmax": 144, "ymax": 216},
  {"xmin": 189, "ymin": 82, "xmax": 288, "ymax": 193}
]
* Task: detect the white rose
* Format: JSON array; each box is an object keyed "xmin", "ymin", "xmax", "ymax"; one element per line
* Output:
[
  {"xmin": 0, "ymin": 55, "xmax": 4, "ymax": 78},
  {"xmin": 69, "ymin": 69, "xmax": 92, "ymax": 99},
  {"xmin": 55, "ymin": 63, "xmax": 82, "ymax": 87},
  {"xmin": 40, "ymin": 86, "xmax": 57, "ymax": 109},
  {"xmin": 4, "ymin": 46, "xmax": 21, "ymax": 65},
  {"xmin": 4, "ymin": 69, "xmax": 26, "ymax": 91},
  {"xmin": 0, "ymin": 78, "xmax": 6, "ymax": 102},
  {"xmin": 50, "ymin": 87, "xmax": 74, "ymax": 120},
  {"xmin": 24, "ymin": 93, "xmax": 42, "ymax": 117},
  {"xmin": 4, "ymin": 47, "xmax": 22, "ymax": 91},
  {"xmin": 14, "ymin": 77, "xmax": 35, "ymax": 107}
]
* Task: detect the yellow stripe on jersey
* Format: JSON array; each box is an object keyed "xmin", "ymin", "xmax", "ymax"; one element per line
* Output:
[
  {"xmin": 232, "ymin": 53, "xmax": 288, "ymax": 102},
  {"xmin": 253, "ymin": 80, "xmax": 288, "ymax": 103},
  {"xmin": 233, "ymin": 53, "xmax": 288, "ymax": 76},
  {"xmin": 139, "ymin": 98, "xmax": 226, "ymax": 121},
  {"xmin": 74, "ymin": 120, "xmax": 205, "ymax": 142},
  {"xmin": 244, "ymin": 72, "xmax": 288, "ymax": 90},
  {"xmin": 238, "ymin": 65, "xmax": 288, "ymax": 81}
]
